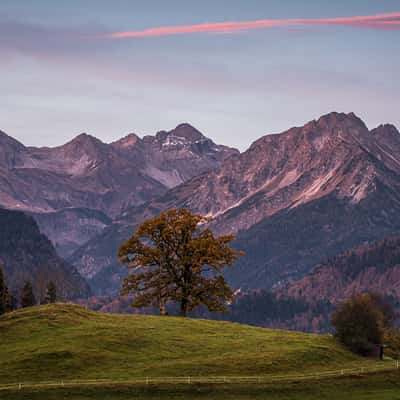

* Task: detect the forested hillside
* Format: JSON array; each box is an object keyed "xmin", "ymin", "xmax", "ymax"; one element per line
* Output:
[{"xmin": 0, "ymin": 208, "xmax": 89, "ymax": 300}]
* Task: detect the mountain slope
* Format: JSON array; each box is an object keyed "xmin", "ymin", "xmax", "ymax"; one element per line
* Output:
[
  {"xmin": 118, "ymin": 112, "xmax": 400, "ymax": 234},
  {"xmin": 32, "ymin": 208, "xmax": 112, "ymax": 258},
  {"xmin": 0, "ymin": 125, "xmax": 237, "ymax": 255},
  {"xmin": 259, "ymin": 236, "xmax": 400, "ymax": 332},
  {"xmin": 70, "ymin": 112, "xmax": 400, "ymax": 294},
  {"xmin": 0, "ymin": 125, "xmax": 236, "ymax": 216},
  {"xmin": 0, "ymin": 208, "xmax": 89, "ymax": 299},
  {"xmin": 229, "ymin": 186, "xmax": 400, "ymax": 290},
  {"xmin": 282, "ymin": 236, "xmax": 400, "ymax": 304}
]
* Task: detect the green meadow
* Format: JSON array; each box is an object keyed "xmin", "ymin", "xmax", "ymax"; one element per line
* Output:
[{"xmin": 0, "ymin": 304, "xmax": 398, "ymax": 399}]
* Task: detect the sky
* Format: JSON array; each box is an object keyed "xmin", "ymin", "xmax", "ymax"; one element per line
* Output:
[{"xmin": 1, "ymin": 1, "xmax": 399, "ymax": 151}]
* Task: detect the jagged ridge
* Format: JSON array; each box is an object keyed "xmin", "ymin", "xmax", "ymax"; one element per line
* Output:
[{"xmin": 69, "ymin": 112, "xmax": 400, "ymax": 294}]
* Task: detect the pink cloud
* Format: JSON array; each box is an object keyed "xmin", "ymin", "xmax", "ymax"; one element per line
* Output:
[{"xmin": 95, "ymin": 12, "xmax": 400, "ymax": 39}]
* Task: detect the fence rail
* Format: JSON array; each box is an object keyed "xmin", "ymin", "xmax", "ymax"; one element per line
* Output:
[{"xmin": 0, "ymin": 361, "xmax": 398, "ymax": 392}]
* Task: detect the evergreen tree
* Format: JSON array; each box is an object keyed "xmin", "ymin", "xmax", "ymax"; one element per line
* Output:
[
  {"xmin": 8, "ymin": 292, "xmax": 18, "ymax": 312},
  {"xmin": 20, "ymin": 281, "xmax": 36, "ymax": 308},
  {"xmin": 44, "ymin": 281, "xmax": 57, "ymax": 304},
  {"xmin": 0, "ymin": 266, "xmax": 5, "ymax": 315},
  {"xmin": 3, "ymin": 286, "xmax": 14, "ymax": 312}
]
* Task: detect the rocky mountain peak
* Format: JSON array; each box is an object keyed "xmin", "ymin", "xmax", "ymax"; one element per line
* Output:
[
  {"xmin": 155, "ymin": 123, "xmax": 206, "ymax": 144},
  {"xmin": 372, "ymin": 123, "xmax": 399, "ymax": 135},
  {"xmin": 302, "ymin": 112, "xmax": 370, "ymax": 145},
  {"xmin": 68, "ymin": 112, "xmax": 400, "ymax": 296},
  {"xmin": 53, "ymin": 133, "xmax": 108, "ymax": 163},
  {"xmin": 248, "ymin": 112, "xmax": 369, "ymax": 154},
  {"xmin": 0, "ymin": 129, "xmax": 25, "ymax": 149},
  {"xmin": 172, "ymin": 123, "xmax": 206, "ymax": 141},
  {"xmin": 371, "ymin": 123, "xmax": 400, "ymax": 153},
  {"xmin": 315, "ymin": 111, "xmax": 365, "ymax": 127},
  {"xmin": 111, "ymin": 133, "xmax": 140, "ymax": 149},
  {"xmin": 0, "ymin": 129, "xmax": 29, "ymax": 169},
  {"xmin": 63, "ymin": 133, "xmax": 105, "ymax": 150},
  {"xmin": 119, "ymin": 112, "xmax": 400, "ymax": 239},
  {"xmin": 0, "ymin": 123, "xmax": 237, "ymax": 244}
]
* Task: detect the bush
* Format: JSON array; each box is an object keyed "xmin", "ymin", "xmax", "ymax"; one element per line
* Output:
[
  {"xmin": 332, "ymin": 293, "xmax": 392, "ymax": 356},
  {"xmin": 385, "ymin": 329, "xmax": 400, "ymax": 360}
]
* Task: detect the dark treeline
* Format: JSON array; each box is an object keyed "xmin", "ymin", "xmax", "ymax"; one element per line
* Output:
[
  {"xmin": 190, "ymin": 290, "xmax": 309, "ymax": 328},
  {"xmin": 0, "ymin": 208, "xmax": 89, "ymax": 302},
  {"xmin": 224, "ymin": 290, "xmax": 309, "ymax": 326},
  {"xmin": 0, "ymin": 265, "xmax": 57, "ymax": 315}
]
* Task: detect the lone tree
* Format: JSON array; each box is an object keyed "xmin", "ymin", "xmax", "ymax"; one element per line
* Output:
[
  {"xmin": 3, "ymin": 286, "xmax": 16, "ymax": 313},
  {"xmin": 0, "ymin": 266, "xmax": 6, "ymax": 315},
  {"xmin": 332, "ymin": 292, "xmax": 394, "ymax": 356},
  {"xmin": 119, "ymin": 209, "xmax": 242, "ymax": 316},
  {"xmin": 44, "ymin": 281, "xmax": 57, "ymax": 304},
  {"xmin": 385, "ymin": 328, "xmax": 400, "ymax": 360},
  {"xmin": 20, "ymin": 281, "xmax": 36, "ymax": 308}
]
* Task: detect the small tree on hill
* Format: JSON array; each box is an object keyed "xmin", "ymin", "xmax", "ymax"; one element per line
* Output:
[
  {"xmin": 119, "ymin": 209, "xmax": 243, "ymax": 316},
  {"xmin": 332, "ymin": 293, "xmax": 394, "ymax": 356},
  {"xmin": 20, "ymin": 281, "xmax": 36, "ymax": 308},
  {"xmin": 3, "ymin": 286, "xmax": 16, "ymax": 313},
  {"xmin": 0, "ymin": 266, "xmax": 13, "ymax": 315},
  {"xmin": 44, "ymin": 281, "xmax": 57, "ymax": 304},
  {"xmin": 0, "ymin": 266, "xmax": 6, "ymax": 315},
  {"xmin": 385, "ymin": 328, "xmax": 400, "ymax": 360}
]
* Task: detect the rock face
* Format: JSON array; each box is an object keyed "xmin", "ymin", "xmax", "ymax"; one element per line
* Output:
[
  {"xmin": 32, "ymin": 208, "xmax": 112, "ymax": 258},
  {"xmin": 70, "ymin": 112, "xmax": 400, "ymax": 294},
  {"xmin": 0, "ymin": 125, "xmax": 237, "ymax": 254},
  {"xmin": 119, "ymin": 112, "xmax": 400, "ymax": 232},
  {"xmin": 0, "ymin": 208, "xmax": 90, "ymax": 300},
  {"xmin": 2, "ymin": 112, "xmax": 400, "ymax": 299}
]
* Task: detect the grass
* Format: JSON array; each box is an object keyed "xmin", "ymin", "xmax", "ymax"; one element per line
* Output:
[
  {"xmin": 0, "ymin": 303, "xmax": 398, "ymax": 399},
  {"xmin": 2, "ymin": 372, "xmax": 400, "ymax": 400}
]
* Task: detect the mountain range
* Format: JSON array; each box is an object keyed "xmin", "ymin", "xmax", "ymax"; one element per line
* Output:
[
  {"xmin": 0, "ymin": 124, "xmax": 236, "ymax": 257},
  {"xmin": 1, "ymin": 112, "xmax": 400, "ymax": 306},
  {"xmin": 68, "ymin": 112, "xmax": 400, "ymax": 295}
]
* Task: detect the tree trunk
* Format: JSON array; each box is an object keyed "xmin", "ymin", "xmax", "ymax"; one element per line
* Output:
[
  {"xmin": 159, "ymin": 298, "xmax": 167, "ymax": 316},
  {"xmin": 180, "ymin": 297, "xmax": 188, "ymax": 317}
]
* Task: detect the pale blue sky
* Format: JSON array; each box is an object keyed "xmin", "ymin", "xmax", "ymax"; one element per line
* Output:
[{"xmin": 1, "ymin": 0, "xmax": 399, "ymax": 150}]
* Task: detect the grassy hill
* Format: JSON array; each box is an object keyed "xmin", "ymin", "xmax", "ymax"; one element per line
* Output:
[{"xmin": 0, "ymin": 304, "xmax": 399, "ymax": 399}]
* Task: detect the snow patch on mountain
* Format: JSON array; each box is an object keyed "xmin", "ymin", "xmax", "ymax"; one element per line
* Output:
[{"xmin": 160, "ymin": 135, "xmax": 188, "ymax": 148}]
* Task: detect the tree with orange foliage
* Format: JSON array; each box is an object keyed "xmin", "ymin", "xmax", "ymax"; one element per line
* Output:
[{"xmin": 118, "ymin": 209, "xmax": 242, "ymax": 316}]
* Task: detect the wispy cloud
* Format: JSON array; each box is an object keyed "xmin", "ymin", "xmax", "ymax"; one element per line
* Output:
[
  {"xmin": 0, "ymin": 19, "xmax": 106, "ymax": 59},
  {"xmin": 95, "ymin": 12, "xmax": 400, "ymax": 39}
]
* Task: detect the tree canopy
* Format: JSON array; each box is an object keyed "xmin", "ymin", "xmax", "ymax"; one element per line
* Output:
[
  {"xmin": 44, "ymin": 281, "xmax": 57, "ymax": 304},
  {"xmin": 331, "ymin": 292, "xmax": 394, "ymax": 356},
  {"xmin": 20, "ymin": 281, "xmax": 36, "ymax": 309},
  {"xmin": 0, "ymin": 266, "xmax": 14, "ymax": 315},
  {"xmin": 118, "ymin": 209, "xmax": 243, "ymax": 316},
  {"xmin": 0, "ymin": 266, "xmax": 5, "ymax": 315}
]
